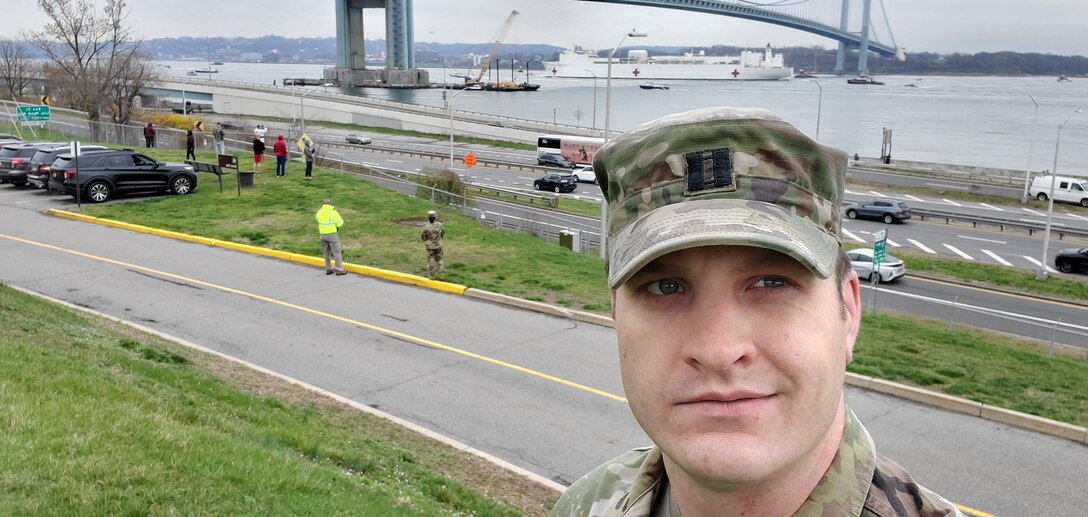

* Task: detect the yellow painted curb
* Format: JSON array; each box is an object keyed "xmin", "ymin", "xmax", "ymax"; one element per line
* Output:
[{"xmin": 47, "ymin": 209, "xmax": 98, "ymax": 223}]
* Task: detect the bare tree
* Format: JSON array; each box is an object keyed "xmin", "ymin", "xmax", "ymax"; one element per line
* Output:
[
  {"xmin": 25, "ymin": 0, "xmax": 157, "ymax": 124},
  {"xmin": 0, "ymin": 40, "xmax": 38, "ymax": 101}
]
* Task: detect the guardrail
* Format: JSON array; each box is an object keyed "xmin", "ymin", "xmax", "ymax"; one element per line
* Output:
[{"xmin": 911, "ymin": 207, "xmax": 1088, "ymax": 240}]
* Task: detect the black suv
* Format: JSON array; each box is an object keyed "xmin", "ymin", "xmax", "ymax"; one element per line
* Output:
[
  {"xmin": 537, "ymin": 153, "xmax": 575, "ymax": 168},
  {"xmin": 533, "ymin": 172, "xmax": 577, "ymax": 193},
  {"xmin": 844, "ymin": 198, "xmax": 912, "ymax": 224},
  {"xmin": 0, "ymin": 142, "xmax": 66, "ymax": 187},
  {"xmin": 48, "ymin": 149, "xmax": 197, "ymax": 203},
  {"xmin": 26, "ymin": 144, "xmax": 110, "ymax": 190}
]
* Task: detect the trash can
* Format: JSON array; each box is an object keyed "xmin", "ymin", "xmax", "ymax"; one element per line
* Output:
[{"xmin": 238, "ymin": 170, "xmax": 254, "ymax": 187}]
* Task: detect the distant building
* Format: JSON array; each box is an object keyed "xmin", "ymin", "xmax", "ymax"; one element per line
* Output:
[{"xmin": 240, "ymin": 52, "xmax": 263, "ymax": 62}]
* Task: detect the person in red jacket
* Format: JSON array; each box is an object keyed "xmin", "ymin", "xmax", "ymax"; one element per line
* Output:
[{"xmin": 273, "ymin": 134, "xmax": 288, "ymax": 177}]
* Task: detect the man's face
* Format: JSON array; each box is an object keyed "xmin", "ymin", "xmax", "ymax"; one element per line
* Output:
[{"xmin": 612, "ymin": 245, "xmax": 861, "ymax": 489}]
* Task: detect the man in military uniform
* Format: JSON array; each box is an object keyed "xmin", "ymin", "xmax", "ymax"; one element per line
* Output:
[
  {"xmin": 420, "ymin": 210, "xmax": 445, "ymax": 280},
  {"xmin": 550, "ymin": 107, "xmax": 961, "ymax": 517}
]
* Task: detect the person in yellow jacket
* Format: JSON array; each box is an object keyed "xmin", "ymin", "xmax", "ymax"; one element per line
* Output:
[{"xmin": 315, "ymin": 199, "xmax": 346, "ymax": 275}]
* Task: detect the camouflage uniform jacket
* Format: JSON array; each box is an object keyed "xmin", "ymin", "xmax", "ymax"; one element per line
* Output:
[
  {"xmin": 550, "ymin": 409, "xmax": 962, "ymax": 517},
  {"xmin": 421, "ymin": 222, "xmax": 445, "ymax": 250}
]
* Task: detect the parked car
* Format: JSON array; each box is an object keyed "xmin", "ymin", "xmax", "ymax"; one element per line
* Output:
[
  {"xmin": 847, "ymin": 247, "xmax": 906, "ymax": 283},
  {"xmin": 533, "ymin": 172, "xmax": 577, "ymax": 193},
  {"xmin": 23, "ymin": 144, "xmax": 110, "ymax": 190},
  {"xmin": 844, "ymin": 198, "xmax": 912, "ymax": 224},
  {"xmin": 1055, "ymin": 247, "xmax": 1088, "ymax": 274},
  {"xmin": 48, "ymin": 149, "xmax": 197, "ymax": 203},
  {"xmin": 0, "ymin": 142, "xmax": 66, "ymax": 186},
  {"xmin": 345, "ymin": 133, "xmax": 372, "ymax": 145},
  {"xmin": 572, "ymin": 165, "xmax": 597, "ymax": 184},
  {"xmin": 537, "ymin": 153, "xmax": 575, "ymax": 168}
]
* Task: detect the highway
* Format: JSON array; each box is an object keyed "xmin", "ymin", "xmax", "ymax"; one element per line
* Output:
[{"xmin": 0, "ymin": 191, "xmax": 1085, "ymax": 516}]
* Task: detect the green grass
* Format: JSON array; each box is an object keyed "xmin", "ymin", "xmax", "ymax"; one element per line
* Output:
[
  {"xmin": 851, "ymin": 311, "xmax": 1088, "ymax": 427},
  {"xmin": 0, "ymin": 284, "xmax": 557, "ymax": 515}
]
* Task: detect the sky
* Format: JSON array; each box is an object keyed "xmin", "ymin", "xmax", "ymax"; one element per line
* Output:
[{"xmin": 2, "ymin": 0, "xmax": 1087, "ymax": 56}]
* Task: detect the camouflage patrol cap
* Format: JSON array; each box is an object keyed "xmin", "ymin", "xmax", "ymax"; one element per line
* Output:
[{"xmin": 594, "ymin": 106, "xmax": 847, "ymax": 288}]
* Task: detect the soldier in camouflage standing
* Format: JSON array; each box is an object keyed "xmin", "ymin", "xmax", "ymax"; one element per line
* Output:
[
  {"xmin": 550, "ymin": 107, "xmax": 961, "ymax": 517},
  {"xmin": 421, "ymin": 210, "xmax": 445, "ymax": 280}
]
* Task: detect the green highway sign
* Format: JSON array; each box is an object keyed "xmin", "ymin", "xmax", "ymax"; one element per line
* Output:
[
  {"xmin": 873, "ymin": 229, "xmax": 887, "ymax": 266},
  {"xmin": 17, "ymin": 105, "xmax": 51, "ymax": 123}
]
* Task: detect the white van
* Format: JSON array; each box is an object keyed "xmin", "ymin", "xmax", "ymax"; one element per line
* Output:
[{"xmin": 1028, "ymin": 175, "xmax": 1088, "ymax": 207}]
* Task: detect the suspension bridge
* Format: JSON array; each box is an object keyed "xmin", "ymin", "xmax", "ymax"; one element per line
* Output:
[{"xmin": 327, "ymin": 0, "xmax": 903, "ymax": 86}]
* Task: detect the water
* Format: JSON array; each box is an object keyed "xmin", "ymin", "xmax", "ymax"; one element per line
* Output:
[{"xmin": 157, "ymin": 61, "xmax": 1088, "ymax": 173}]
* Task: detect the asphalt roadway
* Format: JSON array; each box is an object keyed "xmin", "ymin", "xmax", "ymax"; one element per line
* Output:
[{"xmin": 1, "ymin": 196, "xmax": 1086, "ymax": 516}]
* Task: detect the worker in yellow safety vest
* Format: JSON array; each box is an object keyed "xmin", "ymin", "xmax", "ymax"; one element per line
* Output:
[{"xmin": 315, "ymin": 199, "xmax": 346, "ymax": 275}]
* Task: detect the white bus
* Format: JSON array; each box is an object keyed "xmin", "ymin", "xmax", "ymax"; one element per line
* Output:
[{"xmin": 537, "ymin": 134, "xmax": 605, "ymax": 166}]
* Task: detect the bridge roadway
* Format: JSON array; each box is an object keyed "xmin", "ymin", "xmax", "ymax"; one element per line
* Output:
[{"xmin": 0, "ymin": 190, "xmax": 1085, "ymax": 515}]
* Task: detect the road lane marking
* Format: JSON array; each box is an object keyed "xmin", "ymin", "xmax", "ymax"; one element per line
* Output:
[
  {"xmin": 0, "ymin": 232, "xmax": 630, "ymax": 405},
  {"xmin": 981, "ymin": 249, "xmax": 1013, "ymax": 266},
  {"xmin": 903, "ymin": 194, "xmax": 924, "ymax": 202},
  {"xmin": 959, "ymin": 235, "xmax": 1006, "ymax": 244},
  {"xmin": 1067, "ymin": 213, "xmax": 1088, "ymax": 222},
  {"xmin": 867, "ymin": 190, "xmax": 886, "ymax": 197},
  {"xmin": 942, "ymin": 199, "xmax": 963, "ymax": 207},
  {"xmin": 979, "ymin": 203, "xmax": 1004, "ymax": 211},
  {"xmin": 842, "ymin": 229, "xmax": 866, "ymax": 243},
  {"xmin": 1022, "ymin": 255, "xmax": 1059, "ymax": 274},
  {"xmin": 887, "ymin": 239, "xmax": 901, "ymax": 247},
  {"xmin": 943, "ymin": 244, "xmax": 975, "ymax": 260},
  {"xmin": 925, "ymin": 182, "xmax": 965, "ymax": 190},
  {"xmin": 1022, "ymin": 207, "xmax": 1043, "ymax": 215},
  {"xmin": 907, "ymin": 239, "xmax": 936, "ymax": 254}
]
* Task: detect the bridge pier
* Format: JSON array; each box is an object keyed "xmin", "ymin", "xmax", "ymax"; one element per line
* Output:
[{"xmin": 327, "ymin": 0, "xmax": 429, "ymax": 87}]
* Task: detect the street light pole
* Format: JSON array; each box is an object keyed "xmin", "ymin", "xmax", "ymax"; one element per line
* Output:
[
  {"xmin": 299, "ymin": 83, "xmax": 333, "ymax": 137},
  {"xmin": 1036, "ymin": 107, "xmax": 1082, "ymax": 280},
  {"xmin": 447, "ymin": 86, "xmax": 470, "ymax": 172},
  {"xmin": 1021, "ymin": 94, "xmax": 1040, "ymax": 203},
  {"xmin": 584, "ymin": 69, "xmax": 598, "ymax": 131},
  {"xmin": 601, "ymin": 29, "xmax": 647, "ymax": 259},
  {"xmin": 809, "ymin": 78, "xmax": 823, "ymax": 141},
  {"xmin": 604, "ymin": 30, "xmax": 647, "ymax": 143}
]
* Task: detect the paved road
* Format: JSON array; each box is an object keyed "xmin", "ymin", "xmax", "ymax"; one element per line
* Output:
[{"xmin": 1, "ymin": 191, "xmax": 1086, "ymax": 515}]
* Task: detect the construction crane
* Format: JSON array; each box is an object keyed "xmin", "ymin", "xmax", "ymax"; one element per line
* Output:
[{"xmin": 469, "ymin": 10, "xmax": 519, "ymax": 85}]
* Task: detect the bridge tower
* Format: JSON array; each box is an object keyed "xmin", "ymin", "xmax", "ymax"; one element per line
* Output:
[
  {"xmin": 325, "ymin": 0, "xmax": 429, "ymax": 87},
  {"xmin": 834, "ymin": 0, "xmax": 876, "ymax": 75}
]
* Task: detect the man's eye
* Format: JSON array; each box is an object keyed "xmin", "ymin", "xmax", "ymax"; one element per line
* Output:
[
  {"xmin": 646, "ymin": 279, "xmax": 684, "ymax": 295},
  {"xmin": 754, "ymin": 277, "xmax": 789, "ymax": 289}
]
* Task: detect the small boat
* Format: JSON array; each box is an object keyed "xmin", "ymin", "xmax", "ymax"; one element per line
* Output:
[
  {"xmin": 1058, "ymin": 74, "xmax": 1072, "ymax": 82},
  {"xmin": 210, "ymin": 61, "xmax": 224, "ymax": 66},
  {"xmin": 794, "ymin": 69, "xmax": 817, "ymax": 79},
  {"xmin": 193, "ymin": 68, "xmax": 219, "ymax": 74},
  {"xmin": 186, "ymin": 70, "xmax": 197, "ymax": 76},
  {"xmin": 480, "ymin": 81, "xmax": 539, "ymax": 92},
  {"xmin": 639, "ymin": 82, "xmax": 670, "ymax": 90},
  {"xmin": 847, "ymin": 74, "xmax": 884, "ymax": 85}
]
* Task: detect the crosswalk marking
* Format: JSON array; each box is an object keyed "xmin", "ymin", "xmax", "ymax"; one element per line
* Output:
[
  {"xmin": 907, "ymin": 238, "xmax": 936, "ymax": 254},
  {"xmin": 1023, "ymin": 255, "xmax": 1059, "ymax": 274},
  {"xmin": 942, "ymin": 199, "xmax": 963, "ymax": 207},
  {"xmin": 981, "ymin": 249, "xmax": 1013, "ymax": 266},
  {"xmin": 943, "ymin": 243, "xmax": 975, "ymax": 260},
  {"xmin": 979, "ymin": 203, "xmax": 1004, "ymax": 211}
]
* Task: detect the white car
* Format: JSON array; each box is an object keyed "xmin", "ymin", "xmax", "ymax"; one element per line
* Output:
[
  {"xmin": 346, "ymin": 134, "xmax": 372, "ymax": 145},
  {"xmin": 847, "ymin": 247, "xmax": 906, "ymax": 283},
  {"xmin": 572, "ymin": 165, "xmax": 596, "ymax": 184}
]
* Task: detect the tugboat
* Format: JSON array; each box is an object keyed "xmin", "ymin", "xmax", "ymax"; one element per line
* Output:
[
  {"xmin": 794, "ymin": 69, "xmax": 817, "ymax": 79},
  {"xmin": 639, "ymin": 82, "xmax": 670, "ymax": 90},
  {"xmin": 847, "ymin": 73, "xmax": 884, "ymax": 85}
]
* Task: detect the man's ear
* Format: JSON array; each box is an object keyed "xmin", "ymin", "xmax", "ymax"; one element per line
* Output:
[{"xmin": 843, "ymin": 271, "xmax": 862, "ymax": 363}]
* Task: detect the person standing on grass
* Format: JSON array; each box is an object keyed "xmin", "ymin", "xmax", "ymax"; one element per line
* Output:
[
  {"xmin": 252, "ymin": 135, "xmax": 266, "ymax": 174},
  {"xmin": 214, "ymin": 124, "xmax": 226, "ymax": 155},
  {"xmin": 144, "ymin": 122, "xmax": 156, "ymax": 148},
  {"xmin": 550, "ymin": 107, "xmax": 961, "ymax": 517},
  {"xmin": 303, "ymin": 139, "xmax": 316, "ymax": 180},
  {"xmin": 420, "ymin": 210, "xmax": 445, "ymax": 280},
  {"xmin": 274, "ymin": 134, "xmax": 288, "ymax": 177},
  {"xmin": 316, "ymin": 199, "xmax": 346, "ymax": 276},
  {"xmin": 185, "ymin": 130, "xmax": 196, "ymax": 161}
]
